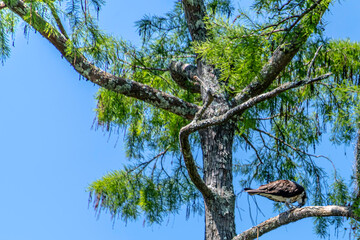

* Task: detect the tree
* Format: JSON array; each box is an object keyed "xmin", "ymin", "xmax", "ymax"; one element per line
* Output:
[{"xmin": 1, "ymin": 0, "xmax": 360, "ymax": 239}]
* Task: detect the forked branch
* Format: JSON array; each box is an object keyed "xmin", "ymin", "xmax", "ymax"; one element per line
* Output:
[
  {"xmin": 179, "ymin": 92, "xmax": 214, "ymax": 199},
  {"xmin": 183, "ymin": 73, "xmax": 332, "ymax": 134},
  {"xmin": 179, "ymin": 73, "xmax": 331, "ymax": 198}
]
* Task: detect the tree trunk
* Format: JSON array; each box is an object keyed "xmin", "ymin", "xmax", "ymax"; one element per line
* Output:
[
  {"xmin": 200, "ymin": 122, "xmax": 236, "ymax": 240},
  {"xmin": 355, "ymin": 128, "xmax": 360, "ymax": 198}
]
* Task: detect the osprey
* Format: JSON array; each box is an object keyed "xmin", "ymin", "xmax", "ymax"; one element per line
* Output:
[{"xmin": 244, "ymin": 180, "xmax": 307, "ymax": 209}]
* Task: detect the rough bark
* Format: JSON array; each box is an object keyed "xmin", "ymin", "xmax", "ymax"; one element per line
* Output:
[
  {"xmin": 169, "ymin": 61, "xmax": 201, "ymax": 94},
  {"xmin": 233, "ymin": 205, "xmax": 359, "ymax": 240},
  {"xmin": 181, "ymin": 0, "xmax": 207, "ymax": 43},
  {"xmin": 200, "ymin": 121, "xmax": 236, "ymax": 240},
  {"xmin": 180, "ymin": 2, "xmax": 237, "ymax": 238},
  {"xmin": 179, "ymin": 101, "xmax": 237, "ymax": 240},
  {"xmin": 355, "ymin": 128, "xmax": 360, "ymax": 198}
]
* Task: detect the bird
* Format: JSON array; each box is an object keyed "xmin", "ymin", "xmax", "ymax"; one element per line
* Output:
[{"xmin": 244, "ymin": 180, "xmax": 307, "ymax": 209}]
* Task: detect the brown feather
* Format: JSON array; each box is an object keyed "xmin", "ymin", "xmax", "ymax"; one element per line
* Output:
[{"xmin": 244, "ymin": 180, "xmax": 306, "ymax": 205}]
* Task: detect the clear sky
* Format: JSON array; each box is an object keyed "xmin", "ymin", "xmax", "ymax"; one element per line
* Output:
[{"xmin": 0, "ymin": 1, "xmax": 359, "ymax": 240}]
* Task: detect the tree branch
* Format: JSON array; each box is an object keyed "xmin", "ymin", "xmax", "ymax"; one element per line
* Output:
[
  {"xmin": 355, "ymin": 120, "xmax": 360, "ymax": 199},
  {"xmin": 241, "ymin": 134, "xmax": 263, "ymax": 165},
  {"xmin": 179, "ymin": 93, "xmax": 214, "ymax": 199},
  {"xmin": 254, "ymin": 126, "xmax": 338, "ymax": 176},
  {"xmin": 254, "ymin": 127, "xmax": 332, "ymax": 161},
  {"xmin": 177, "ymin": 75, "xmax": 331, "ymax": 200},
  {"xmin": 179, "ymin": 127, "xmax": 213, "ymax": 199},
  {"xmin": 181, "ymin": 73, "xmax": 332, "ymax": 134},
  {"xmin": 7, "ymin": 0, "xmax": 199, "ymax": 120},
  {"xmin": 307, "ymin": 44, "xmax": 323, "ymax": 78},
  {"xmin": 169, "ymin": 61, "xmax": 201, "ymax": 94},
  {"xmin": 46, "ymin": 2, "xmax": 68, "ymax": 39},
  {"xmin": 234, "ymin": 0, "xmax": 330, "ymax": 105},
  {"xmin": 233, "ymin": 205, "xmax": 359, "ymax": 240}
]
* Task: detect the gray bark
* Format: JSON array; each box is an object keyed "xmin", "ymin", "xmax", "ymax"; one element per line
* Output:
[
  {"xmin": 200, "ymin": 121, "xmax": 236, "ymax": 240},
  {"xmin": 355, "ymin": 125, "xmax": 360, "ymax": 198},
  {"xmin": 169, "ymin": 61, "xmax": 201, "ymax": 94},
  {"xmin": 182, "ymin": 0, "xmax": 207, "ymax": 43}
]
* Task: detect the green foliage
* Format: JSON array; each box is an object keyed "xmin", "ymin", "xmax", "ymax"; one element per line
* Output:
[
  {"xmin": 95, "ymin": 88, "xmax": 194, "ymax": 160},
  {"xmin": 0, "ymin": 10, "xmax": 17, "ymax": 63},
  {"xmin": 3, "ymin": 0, "xmax": 19, "ymax": 8},
  {"xmin": 351, "ymin": 196, "xmax": 360, "ymax": 238},
  {"xmin": 91, "ymin": 0, "xmax": 360, "ymax": 231},
  {"xmin": 88, "ymin": 168, "xmax": 202, "ymax": 224},
  {"xmin": 313, "ymin": 177, "xmax": 350, "ymax": 238},
  {"xmin": 194, "ymin": 17, "xmax": 270, "ymax": 92},
  {"xmin": 2, "ymin": 0, "xmax": 360, "ymax": 236},
  {"xmin": 207, "ymin": 0, "xmax": 234, "ymax": 17},
  {"xmin": 329, "ymin": 178, "xmax": 349, "ymax": 206},
  {"xmin": 236, "ymin": 39, "xmax": 360, "ymax": 221},
  {"xmin": 310, "ymin": 40, "xmax": 360, "ymax": 144},
  {"xmin": 314, "ymin": 216, "xmax": 330, "ymax": 238}
]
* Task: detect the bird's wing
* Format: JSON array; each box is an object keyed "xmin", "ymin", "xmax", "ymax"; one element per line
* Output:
[{"xmin": 257, "ymin": 180, "xmax": 303, "ymax": 197}]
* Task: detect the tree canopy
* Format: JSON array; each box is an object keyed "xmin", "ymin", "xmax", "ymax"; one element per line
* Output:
[{"xmin": 1, "ymin": 0, "xmax": 360, "ymax": 239}]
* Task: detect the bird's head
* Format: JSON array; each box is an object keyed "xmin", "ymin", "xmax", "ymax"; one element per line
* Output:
[{"xmin": 298, "ymin": 191, "xmax": 307, "ymax": 207}]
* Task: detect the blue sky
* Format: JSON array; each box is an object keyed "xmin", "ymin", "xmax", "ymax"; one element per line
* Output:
[{"xmin": 0, "ymin": 1, "xmax": 359, "ymax": 240}]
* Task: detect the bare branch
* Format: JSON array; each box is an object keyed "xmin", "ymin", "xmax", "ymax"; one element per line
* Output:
[
  {"xmin": 7, "ymin": 0, "xmax": 199, "ymax": 120},
  {"xmin": 254, "ymin": 128, "xmax": 328, "ymax": 160},
  {"xmin": 233, "ymin": 205, "xmax": 359, "ymax": 240},
  {"xmin": 277, "ymin": 0, "xmax": 292, "ymax": 12},
  {"xmin": 125, "ymin": 49, "xmax": 168, "ymax": 72},
  {"xmin": 283, "ymin": 0, "xmax": 324, "ymax": 34},
  {"xmin": 127, "ymin": 147, "xmax": 170, "ymax": 176},
  {"xmin": 193, "ymin": 89, "xmax": 214, "ymax": 122},
  {"xmin": 241, "ymin": 134, "xmax": 263, "ymax": 165},
  {"xmin": 307, "ymin": 44, "xmax": 323, "ymax": 78},
  {"xmin": 240, "ymin": 133, "xmax": 264, "ymax": 179},
  {"xmin": 253, "ymin": 127, "xmax": 338, "ymax": 176}
]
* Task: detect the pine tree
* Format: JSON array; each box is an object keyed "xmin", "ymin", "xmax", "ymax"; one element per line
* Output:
[{"xmin": 1, "ymin": 0, "xmax": 360, "ymax": 239}]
